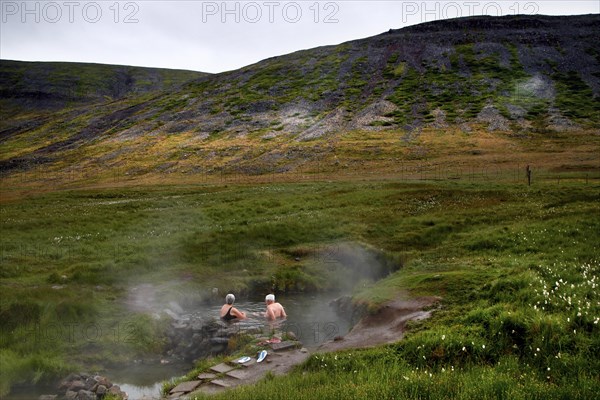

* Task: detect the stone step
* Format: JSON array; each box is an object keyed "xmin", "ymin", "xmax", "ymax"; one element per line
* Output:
[
  {"xmin": 271, "ymin": 341, "xmax": 299, "ymax": 352},
  {"xmin": 210, "ymin": 363, "xmax": 235, "ymax": 374},
  {"xmin": 197, "ymin": 372, "xmax": 217, "ymax": 380},
  {"xmin": 226, "ymin": 369, "xmax": 252, "ymax": 380},
  {"xmin": 187, "ymin": 385, "xmax": 222, "ymax": 396},
  {"xmin": 170, "ymin": 380, "xmax": 201, "ymax": 394},
  {"xmin": 240, "ymin": 358, "xmax": 257, "ymax": 368},
  {"xmin": 210, "ymin": 379, "xmax": 233, "ymax": 388}
]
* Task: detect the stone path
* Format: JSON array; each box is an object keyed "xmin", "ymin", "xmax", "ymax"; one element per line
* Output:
[{"xmin": 167, "ymin": 342, "xmax": 309, "ymax": 399}]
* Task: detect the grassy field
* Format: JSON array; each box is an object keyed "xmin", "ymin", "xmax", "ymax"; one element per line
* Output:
[
  {"xmin": 200, "ymin": 180, "xmax": 599, "ymax": 399},
  {"xmin": 2, "ymin": 124, "xmax": 599, "ymax": 199},
  {"xmin": 1, "ymin": 176, "xmax": 599, "ymax": 398}
]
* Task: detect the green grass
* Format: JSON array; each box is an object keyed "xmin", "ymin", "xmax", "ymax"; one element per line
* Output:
[
  {"xmin": 194, "ymin": 45, "xmax": 348, "ymax": 116},
  {"xmin": 1, "ymin": 180, "xmax": 599, "ymax": 397},
  {"xmin": 199, "ymin": 350, "xmax": 597, "ymax": 400},
  {"xmin": 385, "ymin": 42, "xmax": 543, "ymax": 128},
  {"xmin": 187, "ymin": 181, "xmax": 598, "ymax": 399},
  {"xmin": 552, "ymin": 70, "xmax": 600, "ymax": 127}
]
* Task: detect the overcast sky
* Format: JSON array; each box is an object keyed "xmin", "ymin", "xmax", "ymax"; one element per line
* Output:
[{"xmin": 1, "ymin": 1, "xmax": 598, "ymax": 73}]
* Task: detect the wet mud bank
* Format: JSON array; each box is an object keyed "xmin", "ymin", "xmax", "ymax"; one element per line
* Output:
[{"xmin": 320, "ymin": 294, "xmax": 441, "ymax": 352}]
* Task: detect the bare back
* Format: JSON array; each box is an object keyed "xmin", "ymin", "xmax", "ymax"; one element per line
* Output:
[{"xmin": 266, "ymin": 302, "xmax": 287, "ymax": 320}]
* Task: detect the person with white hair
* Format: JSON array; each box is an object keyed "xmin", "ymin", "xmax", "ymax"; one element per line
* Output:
[
  {"xmin": 220, "ymin": 293, "xmax": 247, "ymax": 321},
  {"xmin": 264, "ymin": 293, "xmax": 287, "ymax": 320}
]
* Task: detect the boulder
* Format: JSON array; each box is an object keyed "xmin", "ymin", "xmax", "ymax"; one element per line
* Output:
[
  {"xmin": 84, "ymin": 377, "xmax": 98, "ymax": 390},
  {"xmin": 93, "ymin": 376, "xmax": 112, "ymax": 388},
  {"xmin": 286, "ymin": 331, "xmax": 298, "ymax": 341},
  {"xmin": 58, "ymin": 374, "xmax": 80, "ymax": 392},
  {"xmin": 76, "ymin": 390, "xmax": 96, "ymax": 400},
  {"xmin": 96, "ymin": 385, "xmax": 107, "ymax": 397},
  {"xmin": 39, "ymin": 395, "xmax": 57, "ymax": 400},
  {"xmin": 108, "ymin": 384, "xmax": 127, "ymax": 399},
  {"xmin": 68, "ymin": 381, "xmax": 86, "ymax": 392},
  {"xmin": 65, "ymin": 373, "xmax": 81, "ymax": 381},
  {"xmin": 65, "ymin": 391, "xmax": 78, "ymax": 400},
  {"xmin": 55, "ymin": 372, "xmax": 120, "ymax": 400},
  {"xmin": 190, "ymin": 322, "xmax": 204, "ymax": 332}
]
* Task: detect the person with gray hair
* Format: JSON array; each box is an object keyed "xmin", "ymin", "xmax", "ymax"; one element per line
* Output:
[
  {"xmin": 264, "ymin": 293, "xmax": 286, "ymax": 320},
  {"xmin": 220, "ymin": 293, "xmax": 247, "ymax": 321}
]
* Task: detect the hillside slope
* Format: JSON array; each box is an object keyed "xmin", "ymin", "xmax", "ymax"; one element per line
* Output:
[
  {"xmin": 173, "ymin": 14, "xmax": 600, "ymax": 139},
  {"xmin": 0, "ymin": 60, "xmax": 207, "ymax": 110},
  {"xmin": 0, "ymin": 60, "xmax": 207, "ymax": 144},
  {"xmin": 1, "ymin": 14, "xmax": 599, "ymax": 185}
]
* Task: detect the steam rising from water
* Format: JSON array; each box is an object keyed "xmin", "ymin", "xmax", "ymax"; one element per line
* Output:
[
  {"xmin": 111, "ymin": 242, "xmax": 396, "ymax": 396},
  {"xmin": 124, "ymin": 242, "xmax": 397, "ymax": 316},
  {"xmin": 318, "ymin": 242, "xmax": 398, "ymax": 292}
]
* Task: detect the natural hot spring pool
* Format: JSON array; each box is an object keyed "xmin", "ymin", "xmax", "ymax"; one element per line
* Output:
[
  {"xmin": 8, "ymin": 242, "xmax": 394, "ymax": 399},
  {"xmin": 112, "ymin": 291, "xmax": 355, "ymax": 399}
]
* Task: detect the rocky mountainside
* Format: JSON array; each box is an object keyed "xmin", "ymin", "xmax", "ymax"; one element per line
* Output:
[
  {"xmin": 1, "ymin": 14, "xmax": 599, "ymax": 181},
  {"xmin": 166, "ymin": 14, "xmax": 599, "ymax": 140},
  {"xmin": 0, "ymin": 60, "xmax": 207, "ymax": 113}
]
